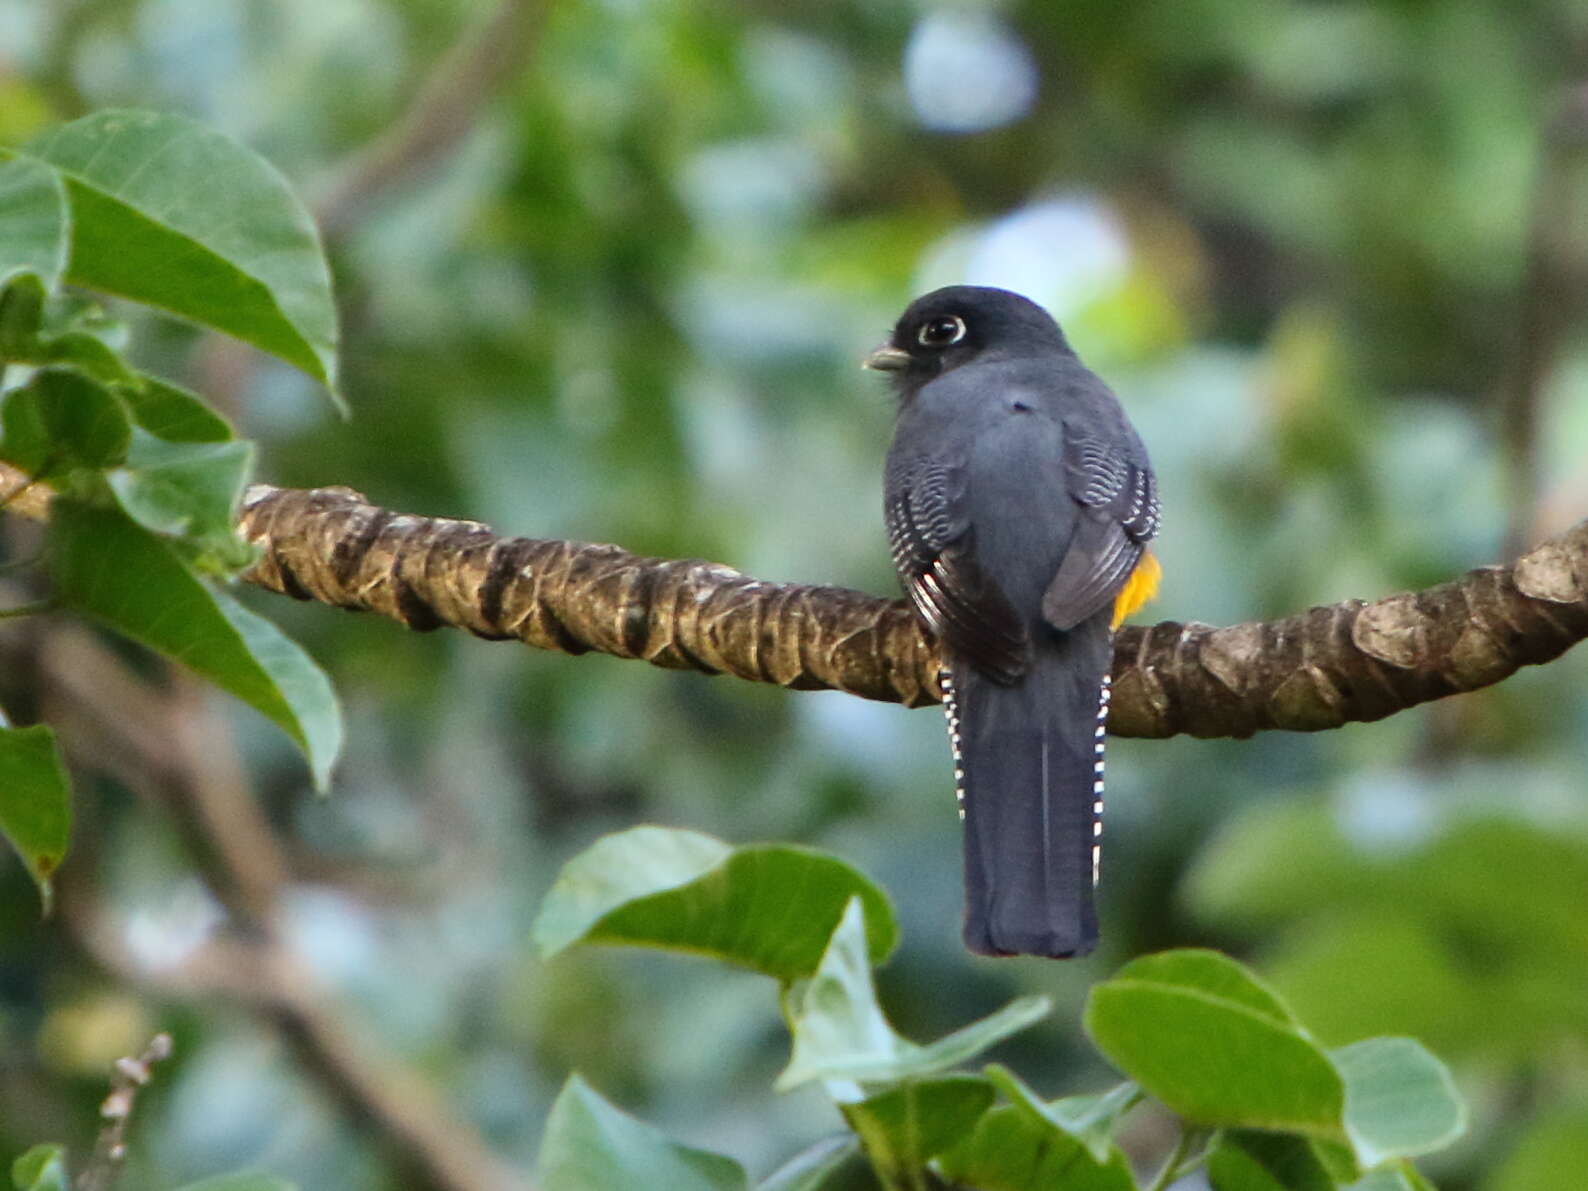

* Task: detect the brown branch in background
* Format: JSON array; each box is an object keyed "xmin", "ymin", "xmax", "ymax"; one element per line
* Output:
[
  {"xmin": 237, "ymin": 484, "xmax": 1588, "ymax": 740},
  {"xmin": 1, "ymin": 468, "xmax": 52, "ymax": 521},
  {"xmin": 76, "ymin": 1032, "xmax": 174, "ymax": 1191},
  {"xmin": 193, "ymin": 0, "xmax": 545, "ymax": 412},
  {"xmin": 1500, "ymin": 81, "xmax": 1588, "ymax": 559},
  {"xmin": 35, "ymin": 0, "xmax": 97, "ymax": 118},
  {"xmin": 37, "ymin": 632, "xmax": 532, "ymax": 1191},
  {"xmin": 313, "ymin": 0, "xmax": 547, "ymax": 240}
]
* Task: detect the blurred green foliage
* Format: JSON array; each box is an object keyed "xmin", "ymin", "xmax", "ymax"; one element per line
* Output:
[{"xmin": 1, "ymin": 0, "xmax": 1586, "ymax": 1188}]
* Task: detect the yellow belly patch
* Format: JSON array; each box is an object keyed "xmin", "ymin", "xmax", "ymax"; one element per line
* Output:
[{"xmin": 1111, "ymin": 550, "xmax": 1161, "ymax": 629}]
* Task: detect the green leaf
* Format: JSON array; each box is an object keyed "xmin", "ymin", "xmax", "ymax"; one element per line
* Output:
[
  {"xmin": 1084, "ymin": 948, "xmax": 1344, "ymax": 1136},
  {"xmin": 0, "ymin": 156, "xmax": 67, "ymax": 292},
  {"xmin": 841, "ymin": 1075, "xmax": 996, "ymax": 1178},
  {"xmin": 776, "ymin": 899, "xmax": 1049, "ymax": 1091},
  {"xmin": 108, "ymin": 432, "xmax": 253, "ymax": 553},
  {"xmin": 984, "ymin": 1066, "xmax": 1139, "ymax": 1165},
  {"xmin": 171, "ymin": 1175, "xmax": 298, "ymax": 1191},
  {"xmin": 1484, "ymin": 1103, "xmax": 1588, "ymax": 1191},
  {"xmin": 755, "ymin": 1136, "xmax": 858, "ymax": 1191},
  {"xmin": 49, "ymin": 500, "xmax": 341, "ymax": 789},
  {"xmin": 118, "ymin": 373, "xmax": 233, "ymax": 443},
  {"xmin": 1044, "ymin": 1084, "xmax": 1143, "ymax": 1164},
  {"xmin": 1313, "ymin": 1139, "xmax": 1363, "ymax": 1183},
  {"xmin": 33, "ymin": 332, "xmax": 141, "ymax": 391},
  {"xmin": 20, "ymin": 110, "xmax": 339, "ymax": 401},
  {"xmin": 1206, "ymin": 1131, "xmax": 1339, "ymax": 1191},
  {"xmin": 0, "ymin": 725, "xmax": 72, "ymax": 913},
  {"xmin": 0, "ymin": 274, "xmax": 47, "ymax": 359},
  {"xmin": 1331, "ymin": 1037, "xmax": 1466, "ymax": 1168},
  {"xmin": 776, "ymin": 898, "xmax": 898, "ymax": 1092},
  {"xmin": 532, "ymin": 826, "xmax": 897, "ymax": 980},
  {"xmin": 537, "ymin": 1074, "xmax": 748, "ymax": 1191},
  {"xmin": 1111, "ymin": 949, "xmax": 1302, "ymax": 1026},
  {"xmin": 10, "ymin": 1144, "xmax": 68, "ymax": 1191},
  {"xmin": 935, "ymin": 1103, "xmax": 1136, "ymax": 1191},
  {"xmin": 0, "ymin": 366, "xmax": 131, "ymax": 476}
]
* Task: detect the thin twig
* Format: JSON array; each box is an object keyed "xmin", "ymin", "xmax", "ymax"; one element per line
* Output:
[
  {"xmin": 314, "ymin": 0, "xmax": 547, "ymax": 240},
  {"xmin": 76, "ymin": 1033, "xmax": 174, "ymax": 1191}
]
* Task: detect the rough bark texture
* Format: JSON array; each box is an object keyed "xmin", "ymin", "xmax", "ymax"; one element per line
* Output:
[{"xmin": 237, "ymin": 484, "xmax": 1588, "ymax": 739}]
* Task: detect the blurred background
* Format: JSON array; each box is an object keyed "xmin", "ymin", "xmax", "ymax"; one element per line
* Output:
[{"xmin": 2, "ymin": 0, "xmax": 1587, "ymax": 1187}]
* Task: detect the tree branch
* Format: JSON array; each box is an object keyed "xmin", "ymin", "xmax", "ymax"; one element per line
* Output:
[{"xmin": 236, "ymin": 483, "xmax": 1588, "ymax": 739}]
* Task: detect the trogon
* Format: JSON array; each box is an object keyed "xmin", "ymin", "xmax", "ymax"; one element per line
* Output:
[{"xmin": 867, "ymin": 286, "xmax": 1160, "ymax": 959}]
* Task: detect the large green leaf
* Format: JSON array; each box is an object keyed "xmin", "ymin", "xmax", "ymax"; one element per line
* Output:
[
  {"xmin": 10, "ymin": 1144, "xmax": 67, "ymax": 1191},
  {"xmin": 19, "ymin": 110, "xmax": 339, "ymax": 400},
  {"xmin": 48, "ymin": 500, "xmax": 341, "ymax": 789},
  {"xmin": 1331, "ymin": 1037, "xmax": 1466, "ymax": 1168},
  {"xmin": 532, "ymin": 827, "xmax": 897, "ymax": 980},
  {"xmin": 1084, "ymin": 949, "xmax": 1344, "ymax": 1136},
  {"xmin": 537, "ymin": 1074, "xmax": 748, "ymax": 1191},
  {"xmin": 777, "ymin": 899, "xmax": 1048, "ymax": 1091},
  {"xmin": 841, "ymin": 1076, "xmax": 996, "ymax": 1179},
  {"xmin": 0, "ymin": 366, "xmax": 131, "ymax": 476},
  {"xmin": 0, "ymin": 156, "xmax": 67, "ymax": 291},
  {"xmin": 935, "ymin": 1103, "xmax": 1136, "ymax": 1191},
  {"xmin": 0, "ymin": 725, "xmax": 72, "ymax": 913}
]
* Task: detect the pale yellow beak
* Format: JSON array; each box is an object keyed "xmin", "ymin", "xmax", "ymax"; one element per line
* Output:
[{"xmin": 863, "ymin": 345, "xmax": 911, "ymax": 371}]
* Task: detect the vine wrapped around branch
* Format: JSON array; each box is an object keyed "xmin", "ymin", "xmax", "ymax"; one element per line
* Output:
[{"xmin": 236, "ymin": 484, "xmax": 1588, "ymax": 739}]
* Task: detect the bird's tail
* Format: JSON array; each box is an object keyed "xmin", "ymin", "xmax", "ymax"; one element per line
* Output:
[{"xmin": 945, "ymin": 618, "xmax": 1113, "ymax": 958}]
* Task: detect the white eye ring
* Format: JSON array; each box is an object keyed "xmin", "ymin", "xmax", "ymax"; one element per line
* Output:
[{"xmin": 917, "ymin": 315, "xmax": 967, "ymax": 347}]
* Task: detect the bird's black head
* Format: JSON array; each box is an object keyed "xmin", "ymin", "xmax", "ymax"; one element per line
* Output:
[{"xmin": 864, "ymin": 285, "xmax": 1071, "ymax": 397}]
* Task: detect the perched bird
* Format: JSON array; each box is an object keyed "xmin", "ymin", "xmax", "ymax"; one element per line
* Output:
[{"xmin": 867, "ymin": 286, "xmax": 1159, "ymax": 958}]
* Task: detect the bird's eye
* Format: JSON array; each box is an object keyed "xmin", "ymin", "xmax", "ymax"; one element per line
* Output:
[{"xmin": 917, "ymin": 315, "xmax": 967, "ymax": 348}]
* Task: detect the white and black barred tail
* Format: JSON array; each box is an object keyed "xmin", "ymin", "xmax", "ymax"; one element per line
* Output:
[{"xmin": 947, "ymin": 616, "xmax": 1114, "ymax": 958}]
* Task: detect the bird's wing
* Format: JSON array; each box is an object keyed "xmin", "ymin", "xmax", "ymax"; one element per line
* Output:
[
  {"xmin": 1041, "ymin": 432, "xmax": 1160, "ymax": 631},
  {"xmin": 885, "ymin": 455, "xmax": 1029, "ymax": 683}
]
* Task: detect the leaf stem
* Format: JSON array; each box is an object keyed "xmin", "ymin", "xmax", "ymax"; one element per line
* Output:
[
  {"xmin": 0, "ymin": 598, "xmax": 56, "ymax": 620},
  {"xmin": 1146, "ymin": 1128, "xmax": 1195, "ymax": 1191}
]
